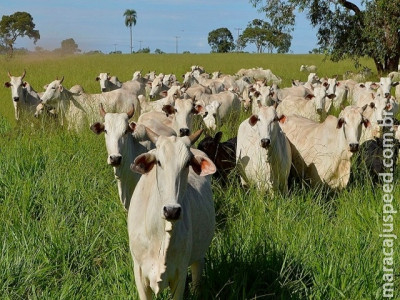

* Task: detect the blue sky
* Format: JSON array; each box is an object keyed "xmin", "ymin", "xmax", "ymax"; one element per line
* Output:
[{"xmin": 0, "ymin": 0, "xmax": 361, "ymax": 54}]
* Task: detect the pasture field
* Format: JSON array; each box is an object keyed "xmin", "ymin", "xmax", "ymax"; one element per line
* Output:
[{"xmin": 0, "ymin": 53, "xmax": 398, "ymax": 299}]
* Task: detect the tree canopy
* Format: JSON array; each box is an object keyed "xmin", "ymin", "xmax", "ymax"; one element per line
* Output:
[
  {"xmin": 250, "ymin": 0, "xmax": 400, "ymax": 73},
  {"xmin": 208, "ymin": 28, "xmax": 235, "ymax": 53},
  {"xmin": 60, "ymin": 38, "xmax": 80, "ymax": 54},
  {"xmin": 0, "ymin": 11, "xmax": 40, "ymax": 57},
  {"xmin": 239, "ymin": 19, "xmax": 292, "ymax": 53}
]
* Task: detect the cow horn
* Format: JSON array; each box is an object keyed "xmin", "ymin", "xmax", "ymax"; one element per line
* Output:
[
  {"xmin": 188, "ymin": 129, "xmax": 203, "ymax": 145},
  {"xmin": 21, "ymin": 69, "xmax": 26, "ymax": 79},
  {"xmin": 7, "ymin": 71, "xmax": 12, "ymax": 78},
  {"xmin": 59, "ymin": 76, "xmax": 64, "ymax": 83},
  {"xmin": 99, "ymin": 103, "xmax": 106, "ymax": 117},
  {"xmin": 127, "ymin": 104, "xmax": 135, "ymax": 118},
  {"xmin": 145, "ymin": 127, "xmax": 159, "ymax": 144}
]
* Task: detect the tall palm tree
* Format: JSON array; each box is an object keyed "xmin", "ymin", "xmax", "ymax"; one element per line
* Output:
[{"xmin": 123, "ymin": 9, "xmax": 137, "ymax": 54}]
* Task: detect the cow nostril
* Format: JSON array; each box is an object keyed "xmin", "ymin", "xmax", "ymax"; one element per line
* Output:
[
  {"xmin": 101, "ymin": 88, "xmax": 106, "ymax": 92},
  {"xmin": 317, "ymin": 108, "xmax": 323, "ymax": 114},
  {"xmin": 349, "ymin": 143, "xmax": 359, "ymax": 152},
  {"xmin": 163, "ymin": 205, "xmax": 181, "ymax": 221},
  {"xmin": 385, "ymin": 93, "xmax": 390, "ymax": 98},
  {"xmin": 180, "ymin": 128, "xmax": 190, "ymax": 137},
  {"xmin": 377, "ymin": 120, "xmax": 383, "ymax": 125},
  {"xmin": 109, "ymin": 155, "xmax": 122, "ymax": 166},
  {"xmin": 261, "ymin": 138, "xmax": 271, "ymax": 148},
  {"xmin": 13, "ymin": 97, "xmax": 19, "ymax": 102}
]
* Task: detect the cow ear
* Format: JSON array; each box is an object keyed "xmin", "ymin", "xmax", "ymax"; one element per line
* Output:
[
  {"xmin": 90, "ymin": 122, "xmax": 105, "ymax": 134},
  {"xmin": 337, "ymin": 118, "xmax": 345, "ymax": 129},
  {"xmin": 190, "ymin": 155, "xmax": 216, "ymax": 176},
  {"xmin": 129, "ymin": 122, "xmax": 136, "ymax": 132},
  {"xmin": 278, "ymin": 115, "xmax": 287, "ymax": 123},
  {"xmin": 392, "ymin": 81, "xmax": 399, "ymax": 87},
  {"xmin": 22, "ymin": 82, "xmax": 27, "ymax": 87},
  {"xmin": 161, "ymin": 90, "xmax": 168, "ymax": 97},
  {"xmin": 305, "ymin": 93, "xmax": 314, "ymax": 100},
  {"xmin": 131, "ymin": 153, "xmax": 156, "ymax": 174},
  {"xmin": 214, "ymin": 131, "xmax": 222, "ymax": 143},
  {"xmin": 59, "ymin": 85, "xmax": 64, "ymax": 92},
  {"xmin": 249, "ymin": 115, "xmax": 259, "ymax": 126},
  {"xmin": 4, "ymin": 82, "xmax": 11, "ymax": 88},
  {"xmin": 162, "ymin": 104, "xmax": 176, "ymax": 116},
  {"xmin": 363, "ymin": 118, "xmax": 371, "ymax": 128}
]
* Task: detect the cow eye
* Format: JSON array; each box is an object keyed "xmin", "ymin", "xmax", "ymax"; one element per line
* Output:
[
  {"xmin": 213, "ymin": 113, "xmax": 217, "ymax": 117},
  {"xmin": 157, "ymin": 160, "xmax": 161, "ymax": 167},
  {"xmin": 104, "ymin": 130, "xmax": 107, "ymax": 134},
  {"xmin": 203, "ymin": 112, "xmax": 208, "ymax": 118}
]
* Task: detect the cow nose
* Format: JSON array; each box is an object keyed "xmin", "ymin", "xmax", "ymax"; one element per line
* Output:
[
  {"xmin": 163, "ymin": 205, "xmax": 181, "ymax": 221},
  {"xmin": 101, "ymin": 88, "xmax": 107, "ymax": 92},
  {"xmin": 385, "ymin": 93, "xmax": 390, "ymax": 99},
  {"xmin": 316, "ymin": 108, "xmax": 323, "ymax": 114},
  {"xmin": 13, "ymin": 97, "xmax": 19, "ymax": 102},
  {"xmin": 109, "ymin": 155, "xmax": 122, "ymax": 166},
  {"xmin": 377, "ymin": 120, "xmax": 383, "ymax": 125},
  {"xmin": 260, "ymin": 138, "xmax": 271, "ymax": 148},
  {"xmin": 180, "ymin": 128, "xmax": 190, "ymax": 136},
  {"xmin": 349, "ymin": 143, "xmax": 359, "ymax": 152}
]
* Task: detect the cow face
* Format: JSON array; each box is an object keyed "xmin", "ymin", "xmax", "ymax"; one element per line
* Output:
[
  {"xmin": 149, "ymin": 76, "xmax": 164, "ymax": 99},
  {"xmin": 249, "ymin": 106, "xmax": 285, "ymax": 149},
  {"xmin": 202, "ymin": 101, "xmax": 221, "ymax": 131},
  {"xmin": 337, "ymin": 106, "xmax": 370, "ymax": 152},
  {"xmin": 163, "ymin": 99, "xmax": 197, "ymax": 137},
  {"xmin": 131, "ymin": 129, "xmax": 215, "ymax": 223},
  {"xmin": 312, "ymin": 86, "xmax": 328, "ymax": 114},
  {"xmin": 5, "ymin": 72, "xmax": 26, "ymax": 103},
  {"xmin": 96, "ymin": 72, "xmax": 111, "ymax": 92},
  {"xmin": 90, "ymin": 105, "xmax": 135, "ymax": 167},
  {"xmin": 379, "ymin": 77, "xmax": 395, "ymax": 99},
  {"xmin": 40, "ymin": 77, "xmax": 64, "ymax": 105}
]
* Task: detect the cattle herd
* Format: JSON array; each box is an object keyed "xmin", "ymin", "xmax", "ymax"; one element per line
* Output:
[{"xmin": 4, "ymin": 64, "xmax": 400, "ymax": 299}]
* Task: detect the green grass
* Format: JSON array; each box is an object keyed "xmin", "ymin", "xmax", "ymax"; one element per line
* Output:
[{"xmin": 0, "ymin": 53, "xmax": 398, "ymax": 299}]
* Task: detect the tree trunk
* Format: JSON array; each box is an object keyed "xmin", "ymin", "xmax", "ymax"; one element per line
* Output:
[
  {"xmin": 130, "ymin": 26, "xmax": 133, "ymax": 54},
  {"xmin": 373, "ymin": 55, "xmax": 400, "ymax": 75}
]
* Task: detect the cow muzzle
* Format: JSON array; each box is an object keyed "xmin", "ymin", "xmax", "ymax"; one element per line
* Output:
[
  {"xmin": 13, "ymin": 97, "xmax": 19, "ymax": 102},
  {"xmin": 260, "ymin": 138, "xmax": 271, "ymax": 148},
  {"xmin": 180, "ymin": 128, "xmax": 190, "ymax": 137},
  {"xmin": 349, "ymin": 143, "xmax": 359, "ymax": 153},
  {"xmin": 163, "ymin": 205, "xmax": 181, "ymax": 221},
  {"xmin": 108, "ymin": 155, "xmax": 122, "ymax": 166}
]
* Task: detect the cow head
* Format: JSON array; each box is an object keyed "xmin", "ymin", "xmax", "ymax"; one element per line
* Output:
[
  {"xmin": 163, "ymin": 98, "xmax": 199, "ymax": 137},
  {"xmin": 248, "ymin": 106, "xmax": 285, "ymax": 149},
  {"xmin": 378, "ymin": 77, "xmax": 398, "ymax": 99},
  {"xmin": 4, "ymin": 70, "xmax": 27, "ymax": 120},
  {"xmin": 149, "ymin": 76, "xmax": 164, "ymax": 99},
  {"xmin": 96, "ymin": 72, "xmax": 111, "ymax": 92},
  {"xmin": 90, "ymin": 104, "xmax": 135, "ymax": 167},
  {"xmin": 201, "ymin": 100, "xmax": 221, "ymax": 131},
  {"xmin": 131, "ymin": 128, "xmax": 216, "ymax": 223},
  {"xmin": 40, "ymin": 77, "xmax": 64, "ymax": 105},
  {"xmin": 336, "ymin": 105, "xmax": 370, "ymax": 153}
]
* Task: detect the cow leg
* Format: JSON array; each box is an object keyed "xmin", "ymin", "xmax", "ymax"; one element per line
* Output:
[
  {"xmin": 133, "ymin": 263, "xmax": 152, "ymax": 300},
  {"xmin": 190, "ymin": 259, "xmax": 204, "ymax": 293},
  {"xmin": 170, "ymin": 273, "xmax": 187, "ymax": 300}
]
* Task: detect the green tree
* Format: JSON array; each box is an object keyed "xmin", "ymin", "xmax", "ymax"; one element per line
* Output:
[
  {"xmin": 251, "ymin": 0, "xmax": 400, "ymax": 73},
  {"xmin": 0, "ymin": 11, "xmax": 40, "ymax": 57},
  {"xmin": 60, "ymin": 38, "xmax": 80, "ymax": 54},
  {"xmin": 239, "ymin": 19, "xmax": 291, "ymax": 53},
  {"xmin": 208, "ymin": 28, "xmax": 235, "ymax": 53},
  {"xmin": 123, "ymin": 9, "xmax": 137, "ymax": 54}
]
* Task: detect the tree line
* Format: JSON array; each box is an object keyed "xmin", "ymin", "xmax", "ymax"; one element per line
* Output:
[{"xmin": 1, "ymin": 1, "xmax": 399, "ymax": 73}]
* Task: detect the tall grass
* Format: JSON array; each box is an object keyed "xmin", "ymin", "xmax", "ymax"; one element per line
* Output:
[{"xmin": 0, "ymin": 53, "xmax": 398, "ymax": 299}]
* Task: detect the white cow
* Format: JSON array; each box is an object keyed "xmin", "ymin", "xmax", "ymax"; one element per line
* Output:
[
  {"xmin": 149, "ymin": 74, "xmax": 170, "ymax": 99},
  {"xmin": 277, "ymin": 85, "xmax": 333, "ymax": 122},
  {"xmin": 95, "ymin": 72, "xmax": 122, "ymax": 92},
  {"xmin": 236, "ymin": 106, "xmax": 291, "ymax": 193},
  {"xmin": 38, "ymin": 77, "xmax": 139, "ymax": 129},
  {"xmin": 378, "ymin": 76, "xmax": 399, "ymax": 99},
  {"xmin": 300, "ymin": 64, "xmax": 317, "ymax": 73},
  {"xmin": 90, "ymin": 105, "xmax": 150, "ymax": 210},
  {"xmin": 279, "ymin": 106, "xmax": 371, "ymax": 189},
  {"xmin": 138, "ymin": 98, "xmax": 199, "ymax": 137},
  {"xmin": 235, "ymin": 67, "xmax": 282, "ymax": 84},
  {"xmin": 138, "ymin": 85, "xmax": 182, "ymax": 114},
  {"xmin": 4, "ymin": 70, "xmax": 41, "ymax": 120},
  {"xmin": 128, "ymin": 129, "xmax": 216, "ymax": 300}
]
